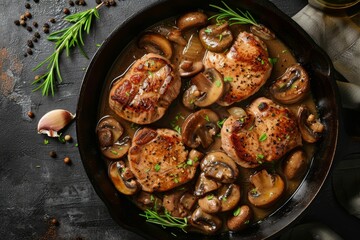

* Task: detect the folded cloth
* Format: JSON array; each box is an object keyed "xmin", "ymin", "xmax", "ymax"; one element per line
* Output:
[{"xmin": 292, "ymin": 5, "xmax": 360, "ymax": 110}]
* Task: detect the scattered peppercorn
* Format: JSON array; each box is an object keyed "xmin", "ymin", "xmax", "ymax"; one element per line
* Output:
[
  {"xmin": 34, "ymin": 0, "xmax": 39, "ymax": 3},
  {"xmin": 14, "ymin": 20, "xmax": 20, "ymax": 26},
  {"xmin": 26, "ymin": 26, "xmax": 33, "ymax": 32},
  {"xmin": 64, "ymin": 134, "xmax": 72, "ymax": 142},
  {"xmin": 25, "ymin": 3, "xmax": 31, "ymax": 9},
  {"xmin": 25, "ymin": 11, "xmax": 32, "ymax": 19},
  {"xmin": 32, "ymin": 36, "xmax": 38, "ymax": 42},
  {"xmin": 75, "ymin": 0, "xmax": 80, "ymax": 5},
  {"xmin": 43, "ymin": 23, "xmax": 50, "ymax": 28},
  {"xmin": 50, "ymin": 218, "xmax": 59, "ymax": 226},
  {"xmin": 64, "ymin": 157, "xmax": 72, "ymax": 165},
  {"xmin": 34, "ymin": 32, "xmax": 40, "ymax": 38},
  {"xmin": 95, "ymin": 0, "xmax": 102, "ymax": 4},
  {"xmin": 49, "ymin": 18, "xmax": 56, "ymax": 23},
  {"xmin": 27, "ymin": 111, "xmax": 35, "ymax": 118},
  {"xmin": 79, "ymin": 0, "xmax": 86, "ymax": 6},
  {"xmin": 27, "ymin": 48, "xmax": 33, "ymax": 55},
  {"xmin": 63, "ymin": 8, "xmax": 70, "ymax": 14},
  {"xmin": 34, "ymin": 75, "xmax": 41, "ymax": 81},
  {"xmin": 24, "ymin": 53, "xmax": 28, "ymax": 57},
  {"xmin": 27, "ymin": 40, "xmax": 34, "ymax": 48},
  {"xmin": 69, "ymin": 0, "xmax": 75, "ymax": 6},
  {"xmin": 33, "ymin": 21, "xmax": 38, "ymax": 27},
  {"xmin": 49, "ymin": 150, "xmax": 57, "ymax": 158},
  {"xmin": 43, "ymin": 27, "xmax": 49, "ymax": 34}
]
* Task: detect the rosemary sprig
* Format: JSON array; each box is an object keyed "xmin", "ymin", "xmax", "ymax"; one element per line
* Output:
[
  {"xmin": 209, "ymin": 1, "xmax": 259, "ymax": 27},
  {"xmin": 140, "ymin": 209, "xmax": 188, "ymax": 232},
  {"xmin": 32, "ymin": 3, "xmax": 104, "ymax": 96}
]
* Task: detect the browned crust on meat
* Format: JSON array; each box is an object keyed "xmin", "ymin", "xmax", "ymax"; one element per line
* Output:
[
  {"xmin": 221, "ymin": 97, "xmax": 302, "ymax": 168},
  {"xmin": 204, "ymin": 32, "xmax": 272, "ymax": 106},
  {"xmin": 128, "ymin": 128, "xmax": 198, "ymax": 192},
  {"xmin": 109, "ymin": 53, "xmax": 181, "ymax": 124}
]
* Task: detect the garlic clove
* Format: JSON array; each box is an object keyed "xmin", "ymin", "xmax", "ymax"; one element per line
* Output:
[{"xmin": 37, "ymin": 109, "xmax": 75, "ymax": 137}]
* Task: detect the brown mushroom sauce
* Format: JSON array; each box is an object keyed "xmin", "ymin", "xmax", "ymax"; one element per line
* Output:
[{"xmin": 96, "ymin": 10, "xmax": 324, "ymax": 235}]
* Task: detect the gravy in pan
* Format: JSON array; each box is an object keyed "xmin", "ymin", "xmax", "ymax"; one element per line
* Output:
[{"xmin": 97, "ymin": 11, "xmax": 321, "ymax": 234}]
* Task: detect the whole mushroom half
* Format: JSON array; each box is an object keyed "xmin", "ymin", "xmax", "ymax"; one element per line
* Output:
[
  {"xmin": 250, "ymin": 24, "xmax": 276, "ymax": 40},
  {"xmin": 283, "ymin": 149, "xmax": 307, "ymax": 180},
  {"xmin": 177, "ymin": 11, "xmax": 208, "ymax": 31},
  {"xmin": 270, "ymin": 64, "xmax": 310, "ymax": 104},
  {"xmin": 199, "ymin": 22, "xmax": 234, "ymax": 53},
  {"xmin": 109, "ymin": 161, "xmax": 139, "ymax": 195},
  {"xmin": 181, "ymin": 109, "xmax": 220, "ymax": 148},
  {"xmin": 248, "ymin": 169, "xmax": 285, "ymax": 208},
  {"xmin": 183, "ymin": 68, "xmax": 224, "ymax": 109},
  {"xmin": 194, "ymin": 172, "xmax": 222, "ymax": 197},
  {"xmin": 96, "ymin": 116, "xmax": 131, "ymax": 160},
  {"xmin": 227, "ymin": 205, "xmax": 252, "ymax": 232},
  {"xmin": 190, "ymin": 208, "xmax": 222, "ymax": 235},
  {"xmin": 138, "ymin": 33, "xmax": 173, "ymax": 59},
  {"xmin": 297, "ymin": 105, "xmax": 325, "ymax": 143},
  {"xmin": 200, "ymin": 151, "xmax": 239, "ymax": 183}
]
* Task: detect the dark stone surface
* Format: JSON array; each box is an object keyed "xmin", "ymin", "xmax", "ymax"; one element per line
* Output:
[{"xmin": 1, "ymin": 0, "xmax": 359, "ymax": 239}]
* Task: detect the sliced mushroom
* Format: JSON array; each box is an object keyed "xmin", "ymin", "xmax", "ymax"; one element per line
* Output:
[
  {"xmin": 190, "ymin": 208, "xmax": 222, "ymax": 234},
  {"xmin": 218, "ymin": 184, "xmax": 241, "ymax": 212},
  {"xmin": 183, "ymin": 68, "xmax": 224, "ymax": 109},
  {"xmin": 248, "ymin": 169, "xmax": 285, "ymax": 208},
  {"xmin": 96, "ymin": 116, "xmax": 130, "ymax": 159},
  {"xmin": 250, "ymin": 24, "xmax": 275, "ymax": 40},
  {"xmin": 180, "ymin": 192, "xmax": 197, "ymax": 211},
  {"xmin": 179, "ymin": 33, "xmax": 205, "ymax": 77},
  {"xmin": 270, "ymin": 64, "xmax": 310, "ymax": 104},
  {"xmin": 109, "ymin": 161, "xmax": 139, "ymax": 195},
  {"xmin": 177, "ymin": 11, "xmax": 208, "ymax": 31},
  {"xmin": 163, "ymin": 189, "xmax": 192, "ymax": 217},
  {"xmin": 181, "ymin": 109, "xmax": 220, "ymax": 148},
  {"xmin": 138, "ymin": 33, "xmax": 173, "ymax": 59},
  {"xmin": 199, "ymin": 22, "xmax": 234, "ymax": 53},
  {"xmin": 227, "ymin": 205, "xmax": 252, "ymax": 231},
  {"xmin": 298, "ymin": 105, "xmax": 325, "ymax": 143},
  {"xmin": 154, "ymin": 25, "xmax": 187, "ymax": 46},
  {"xmin": 283, "ymin": 149, "xmax": 307, "ymax": 180},
  {"xmin": 198, "ymin": 194, "xmax": 221, "ymax": 213},
  {"xmin": 194, "ymin": 172, "xmax": 222, "ymax": 197},
  {"xmin": 201, "ymin": 152, "xmax": 239, "ymax": 183},
  {"xmin": 133, "ymin": 191, "xmax": 162, "ymax": 211}
]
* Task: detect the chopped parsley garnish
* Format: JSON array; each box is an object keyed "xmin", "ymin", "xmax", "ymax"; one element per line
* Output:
[
  {"xmin": 259, "ymin": 133, "xmax": 267, "ymax": 142},
  {"xmin": 233, "ymin": 207, "xmax": 241, "ymax": 216},
  {"xmin": 268, "ymin": 57, "xmax": 278, "ymax": 65},
  {"xmin": 204, "ymin": 115, "xmax": 210, "ymax": 122},
  {"xmin": 215, "ymin": 79, "xmax": 222, "ymax": 87},
  {"xmin": 204, "ymin": 28, "xmax": 212, "ymax": 34},
  {"xmin": 217, "ymin": 118, "xmax": 227, "ymax": 128},
  {"xmin": 43, "ymin": 139, "xmax": 49, "ymax": 145},
  {"xmin": 207, "ymin": 194, "xmax": 214, "ymax": 200},
  {"xmin": 154, "ymin": 164, "xmax": 161, "ymax": 172},
  {"xmin": 224, "ymin": 76, "xmax": 233, "ymax": 82}
]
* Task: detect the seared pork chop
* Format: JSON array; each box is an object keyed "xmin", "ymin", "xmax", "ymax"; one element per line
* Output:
[
  {"xmin": 109, "ymin": 53, "xmax": 181, "ymax": 124},
  {"xmin": 221, "ymin": 97, "xmax": 302, "ymax": 168},
  {"xmin": 128, "ymin": 128, "xmax": 198, "ymax": 192},
  {"xmin": 203, "ymin": 32, "xmax": 272, "ymax": 106}
]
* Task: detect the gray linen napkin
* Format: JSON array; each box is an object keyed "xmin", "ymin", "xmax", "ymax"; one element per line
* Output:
[{"xmin": 292, "ymin": 5, "xmax": 360, "ymax": 110}]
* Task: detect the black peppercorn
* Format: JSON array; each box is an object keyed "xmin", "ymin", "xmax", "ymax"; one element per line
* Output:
[
  {"xmin": 43, "ymin": 27, "xmax": 49, "ymax": 34},
  {"xmin": 34, "ymin": 32, "xmax": 40, "ymax": 38},
  {"xmin": 33, "ymin": 22, "xmax": 38, "ymax": 28},
  {"xmin": 20, "ymin": 20, "xmax": 26, "ymax": 27},
  {"xmin": 20, "ymin": 15, "xmax": 27, "ymax": 21},
  {"xmin": 34, "ymin": 0, "xmax": 39, "ymax": 3},
  {"xmin": 49, "ymin": 18, "xmax": 56, "ymax": 23},
  {"xmin": 49, "ymin": 151, "xmax": 57, "ymax": 158},
  {"xmin": 43, "ymin": 23, "xmax": 49, "ymax": 28},
  {"xmin": 27, "ymin": 111, "xmax": 35, "ymax": 118},
  {"xmin": 26, "ymin": 26, "xmax": 33, "ymax": 32},
  {"xmin": 24, "ymin": 53, "xmax": 28, "ymax": 57},
  {"xmin": 25, "ymin": 11, "xmax": 32, "ymax": 19},
  {"xmin": 95, "ymin": 0, "xmax": 101, "ymax": 4},
  {"xmin": 75, "ymin": 0, "xmax": 80, "ymax": 5},
  {"xmin": 27, "ymin": 40, "xmax": 34, "ymax": 48},
  {"xmin": 63, "ymin": 8, "xmax": 70, "ymax": 14},
  {"xmin": 25, "ymin": 3, "xmax": 31, "ymax": 9},
  {"xmin": 14, "ymin": 20, "xmax": 20, "ymax": 26},
  {"xmin": 27, "ymin": 48, "xmax": 33, "ymax": 55},
  {"xmin": 32, "ymin": 37, "xmax": 38, "ymax": 43},
  {"xmin": 69, "ymin": 1, "xmax": 74, "ymax": 6}
]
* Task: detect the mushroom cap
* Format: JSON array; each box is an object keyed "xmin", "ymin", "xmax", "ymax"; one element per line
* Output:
[
  {"xmin": 248, "ymin": 169, "xmax": 285, "ymax": 208},
  {"xmin": 108, "ymin": 161, "xmax": 139, "ymax": 195},
  {"xmin": 181, "ymin": 109, "xmax": 220, "ymax": 148},
  {"xmin": 199, "ymin": 22, "xmax": 234, "ymax": 53},
  {"xmin": 138, "ymin": 33, "xmax": 173, "ymax": 59},
  {"xmin": 177, "ymin": 11, "xmax": 208, "ymax": 31},
  {"xmin": 190, "ymin": 207, "xmax": 222, "ymax": 234},
  {"xmin": 270, "ymin": 64, "xmax": 310, "ymax": 105},
  {"xmin": 297, "ymin": 105, "xmax": 324, "ymax": 143}
]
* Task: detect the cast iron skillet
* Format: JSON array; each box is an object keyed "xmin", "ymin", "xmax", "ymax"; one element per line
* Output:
[{"xmin": 76, "ymin": 0, "xmax": 339, "ymax": 239}]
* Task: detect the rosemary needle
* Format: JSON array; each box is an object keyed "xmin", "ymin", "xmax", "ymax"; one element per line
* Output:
[
  {"xmin": 32, "ymin": 2, "xmax": 104, "ymax": 96},
  {"xmin": 140, "ymin": 209, "xmax": 188, "ymax": 232},
  {"xmin": 209, "ymin": 1, "xmax": 259, "ymax": 27}
]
